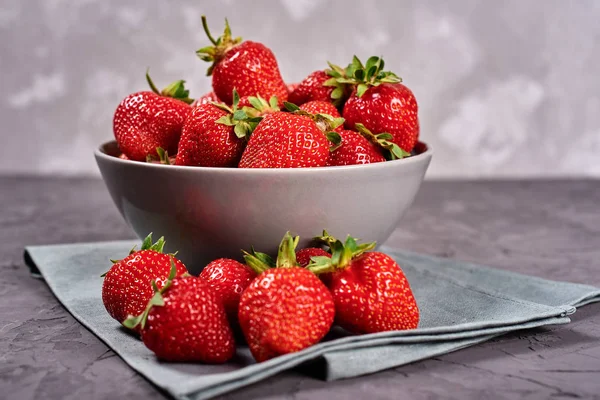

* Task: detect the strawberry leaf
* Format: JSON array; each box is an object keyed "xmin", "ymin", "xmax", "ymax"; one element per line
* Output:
[
  {"xmin": 327, "ymin": 61, "xmax": 346, "ymax": 77},
  {"xmin": 215, "ymin": 115, "xmax": 235, "ymax": 126},
  {"xmin": 312, "ymin": 230, "xmax": 338, "ymax": 249},
  {"xmin": 326, "ymin": 131, "xmax": 342, "ymax": 147},
  {"xmin": 149, "ymin": 236, "xmax": 166, "ymax": 252},
  {"xmin": 354, "ymin": 69, "xmax": 365, "ymax": 81},
  {"xmin": 243, "ymin": 249, "xmax": 274, "ymax": 274},
  {"xmin": 377, "ymin": 133, "xmax": 394, "ymax": 141},
  {"xmin": 330, "ymin": 87, "xmax": 343, "ymax": 99},
  {"xmin": 365, "ymin": 56, "xmax": 380, "ymax": 70},
  {"xmin": 212, "ymin": 102, "xmax": 233, "ymax": 113},
  {"xmin": 234, "ymin": 123, "xmax": 248, "ymax": 139},
  {"xmin": 249, "ymin": 97, "xmax": 264, "ymax": 110},
  {"xmin": 357, "ymin": 84, "xmax": 369, "ymax": 97},
  {"xmin": 232, "ymin": 89, "xmax": 240, "ymax": 108},
  {"xmin": 140, "ymin": 233, "xmax": 153, "ymax": 251},
  {"xmin": 276, "ymin": 232, "xmax": 299, "ymax": 268},
  {"xmin": 387, "ymin": 143, "xmax": 411, "ymax": 160},
  {"xmin": 284, "ymin": 102, "xmax": 301, "ymax": 112},
  {"xmin": 323, "ymin": 77, "xmax": 339, "ymax": 87},
  {"xmin": 146, "ymin": 69, "xmax": 160, "ymax": 94},
  {"xmin": 233, "ymin": 110, "xmax": 247, "ymax": 121}
]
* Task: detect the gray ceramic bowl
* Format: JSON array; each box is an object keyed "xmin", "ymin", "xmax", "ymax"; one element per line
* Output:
[{"xmin": 95, "ymin": 140, "xmax": 432, "ymax": 274}]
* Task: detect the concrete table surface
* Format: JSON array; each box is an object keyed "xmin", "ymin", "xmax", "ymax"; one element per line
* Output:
[{"xmin": 1, "ymin": 176, "xmax": 599, "ymax": 400}]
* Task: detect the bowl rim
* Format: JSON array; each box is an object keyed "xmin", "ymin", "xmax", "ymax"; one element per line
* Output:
[{"xmin": 95, "ymin": 139, "xmax": 433, "ymax": 174}]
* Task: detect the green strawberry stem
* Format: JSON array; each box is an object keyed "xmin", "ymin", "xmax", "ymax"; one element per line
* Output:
[
  {"xmin": 323, "ymin": 61, "xmax": 351, "ymax": 106},
  {"xmin": 101, "ymin": 233, "xmax": 163, "ymax": 276},
  {"xmin": 197, "ymin": 16, "xmax": 242, "ymax": 76},
  {"xmin": 122, "ymin": 257, "xmax": 178, "ymax": 330},
  {"xmin": 277, "ymin": 232, "xmax": 300, "ymax": 268},
  {"xmin": 146, "ymin": 69, "xmax": 194, "ymax": 104},
  {"xmin": 139, "ymin": 232, "xmax": 166, "ymax": 253},
  {"xmin": 156, "ymin": 147, "xmax": 170, "ymax": 165},
  {"xmin": 146, "ymin": 147, "xmax": 172, "ymax": 164},
  {"xmin": 307, "ymin": 235, "xmax": 376, "ymax": 275},
  {"xmin": 243, "ymin": 232, "xmax": 300, "ymax": 274},
  {"xmin": 242, "ymin": 94, "xmax": 280, "ymax": 118},
  {"xmin": 331, "ymin": 55, "xmax": 402, "ymax": 98},
  {"xmin": 201, "ymin": 15, "xmax": 218, "ymax": 45},
  {"xmin": 312, "ymin": 229, "xmax": 338, "ymax": 249},
  {"xmin": 326, "ymin": 132, "xmax": 342, "ymax": 151},
  {"xmin": 354, "ymin": 123, "xmax": 411, "ymax": 160},
  {"xmin": 213, "ymin": 89, "xmax": 263, "ymax": 140},
  {"xmin": 242, "ymin": 247, "xmax": 275, "ymax": 275}
]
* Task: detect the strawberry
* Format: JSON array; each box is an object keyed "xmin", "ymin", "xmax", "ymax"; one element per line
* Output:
[
  {"xmin": 238, "ymin": 109, "xmax": 343, "ymax": 168},
  {"xmin": 101, "ymin": 233, "xmax": 188, "ymax": 330},
  {"xmin": 197, "ymin": 16, "xmax": 288, "ymax": 106},
  {"xmin": 125, "ymin": 264, "xmax": 235, "ymax": 363},
  {"xmin": 193, "ymin": 91, "xmax": 221, "ymax": 106},
  {"xmin": 327, "ymin": 130, "xmax": 386, "ymax": 166},
  {"xmin": 239, "ymin": 232, "xmax": 335, "ymax": 362},
  {"xmin": 308, "ymin": 235, "xmax": 419, "ymax": 334},
  {"xmin": 288, "ymin": 67, "xmax": 349, "ymax": 107},
  {"xmin": 295, "ymin": 247, "xmax": 330, "ymax": 268},
  {"xmin": 199, "ymin": 258, "xmax": 256, "ymax": 324},
  {"xmin": 331, "ymin": 56, "xmax": 419, "ymax": 153},
  {"xmin": 113, "ymin": 71, "xmax": 193, "ymax": 161},
  {"xmin": 288, "ymin": 70, "xmax": 331, "ymax": 106},
  {"xmin": 286, "ymin": 82, "xmax": 300, "ymax": 94},
  {"xmin": 175, "ymin": 90, "xmax": 261, "ymax": 167}
]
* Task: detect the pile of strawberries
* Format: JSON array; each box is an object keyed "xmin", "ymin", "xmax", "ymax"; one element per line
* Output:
[
  {"xmin": 101, "ymin": 231, "xmax": 419, "ymax": 363},
  {"xmin": 113, "ymin": 16, "xmax": 420, "ymax": 168}
]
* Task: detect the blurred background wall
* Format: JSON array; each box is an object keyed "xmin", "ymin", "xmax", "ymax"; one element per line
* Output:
[{"xmin": 0, "ymin": 0, "xmax": 598, "ymax": 178}]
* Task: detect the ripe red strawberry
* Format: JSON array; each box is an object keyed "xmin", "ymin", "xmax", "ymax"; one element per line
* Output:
[
  {"xmin": 308, "ymin": 235, "xmax": 419, "ymax": 334},
  {"xmin": 288, "ymin": 70, "xmax": 331, "ymax": 106},
  {"xmin": 295, "ymin": 247, "xmax": 330, "ymax": 268},
  {"xmin": 327, "ymin": 130, "xmax": 386, "ymax": 166},
  {"xmin": 193, "ymin": 91, "xmax": 221, "ymax": 106},
  {"xmin": 125, "ymin": 266, "xmax": 235, "ymax": 363},
  {"xmin": 113, "ymin": 72, "xmax": 193, "ymax": 161},
  {"xmin": 288, "ymin": 68, "xmax": 349, "ymax": 107},
  {"xmin": 101, "ymin": 234, "xmax": 188, "ymax": 330},
  {"xmin": 197, "ymin": 16, "xmax": 288, "ymax": 106},
  {"xmin": 286, "ymin": 82, "xmax": 300, "ymax": 94},
  {"xmin": 199, "ymin": 258, "xmax": 256, "ymax": 324},
  {"xmin": 175, "ymin": 90, "xmax": 260, "ymax": 167},
  {"xmin": 239, "ymin": 232, "xmax": 335, "ymax": 362},
  {"xmin": 238, "ymin": 111, "xmax": 342, "ymax": 168},
  {"xmin": 339, "ymin": 56, "xmax": 419, "ymax": 152}
]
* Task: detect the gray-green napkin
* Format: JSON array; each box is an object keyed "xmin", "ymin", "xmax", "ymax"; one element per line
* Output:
[{"xmin": 24, "ymin": 241, "xmax": 600, "ymax": 400}]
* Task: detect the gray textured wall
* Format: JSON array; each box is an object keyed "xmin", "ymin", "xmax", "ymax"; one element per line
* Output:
[{"xmin": 1, "ymin": 0, "xmax": 599, "ymax": 178}]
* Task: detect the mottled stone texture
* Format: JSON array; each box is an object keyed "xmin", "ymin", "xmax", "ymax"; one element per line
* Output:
[
  {"xmin": 0, "ymin": 0, "xmax": 599, "ymax": 177},
  {"xmin": 1, "ymin": 177, "xmax": 599, "ymax": 399}
]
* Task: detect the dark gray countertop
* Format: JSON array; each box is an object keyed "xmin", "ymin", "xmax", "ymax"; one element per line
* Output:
[{"xmin": 1, "ymin": 176, "xmax": 599, "ymax": 399}]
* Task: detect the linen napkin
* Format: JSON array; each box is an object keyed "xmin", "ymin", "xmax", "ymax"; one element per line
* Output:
[{"xmin": 24, "ymin": 240, "xmax": 600, "ymax": 400}]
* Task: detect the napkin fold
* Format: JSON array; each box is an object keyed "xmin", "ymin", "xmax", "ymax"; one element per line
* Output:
[{"xmin": 24, "ymin": 241, "xmax": 600, "ymax": 400}]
